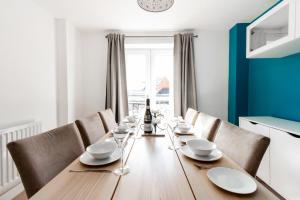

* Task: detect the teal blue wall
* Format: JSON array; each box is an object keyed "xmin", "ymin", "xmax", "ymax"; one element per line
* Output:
[
  {"xmin": 248, "ymin": 53, "xmax": 300, "ymax": 122},
  {"xmin": 228, "ymin": 24, "xmax": 249, "ymax": 125},
  {"xmin": 228, "ymin": 0, "xmax": 300, "ymax": 123}
]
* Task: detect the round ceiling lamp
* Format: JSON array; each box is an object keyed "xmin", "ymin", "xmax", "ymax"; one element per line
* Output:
[{"xmin": 137, "ymin": 0, "xmax": 174, "ymax": 12}]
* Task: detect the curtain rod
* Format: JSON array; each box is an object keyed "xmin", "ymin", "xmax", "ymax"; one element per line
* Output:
[{"xmin": 105, "ymin": 35, "xmax": 198, "ymax": 38}]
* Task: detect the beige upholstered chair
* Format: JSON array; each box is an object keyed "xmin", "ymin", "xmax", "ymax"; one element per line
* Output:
[
  {"xmin": 99, "ymin": 108, "xmax": 118, "ymax": 133},
  {"xmin": 194, "ymin": 113, "xmax": 221, "ymax": 141},
  {"xmin": 75, "ymin": 113, "xmax": 106, "ymax": 148},
  {"xmin": 184, "ymin": 108, "xmax": 198, "ymax": 125},
  {"xmin": 7, "ymin": 123, "xmax": 84, "ymax": 198},
  {"xmin": 214, "ymin": 121, "xmax": 270, "ymax": 177}
]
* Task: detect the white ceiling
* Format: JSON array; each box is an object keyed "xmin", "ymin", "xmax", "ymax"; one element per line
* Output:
[{"xmin": 33, "ymin": 0, "xmax": 278, "ymax": 31}]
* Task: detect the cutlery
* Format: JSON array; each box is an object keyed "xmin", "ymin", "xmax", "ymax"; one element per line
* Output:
[
  {"xmin": 194, "ymin": 163, "xmax": 213, "ymax": 170},
  {"xmin": 69, "ymin": 169, "xmax": 112, "ymax": 173}
]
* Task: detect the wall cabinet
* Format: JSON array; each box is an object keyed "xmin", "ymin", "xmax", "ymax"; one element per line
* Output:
[
  {"xmin": 247, "ymin": 0, "xmax": 300, "ymax": 58},
  {"xmin": 239, "ymin": 116, "xmax": 300, "ymax": 200}
]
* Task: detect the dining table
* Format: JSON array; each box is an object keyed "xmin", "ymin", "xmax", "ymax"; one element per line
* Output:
[{"xmin": 30, "ymin": 122, "xmax": 279, "ymax": 200}]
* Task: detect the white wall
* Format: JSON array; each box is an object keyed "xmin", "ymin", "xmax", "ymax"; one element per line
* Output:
[
  {"xmin": 67, "ymin": 23, "xmax": 83, "ymax": 122},
  {"xmin": 73, "ymin": 31, "xmax": 107, "ymax": 118},
  {"xmin": 73, "ymin": 30, "xmax": 229, "ymax": 120},
  {"xmin": 55, "ymin": 19, "xmax": 83, "ymax": 124},
  {"xmin": 194, "ymin": 30, "xmax": 229, "ymax": 120},
  {"xmin": 0, "ymin": 0, "xmax": 57, "ymax": 130}
]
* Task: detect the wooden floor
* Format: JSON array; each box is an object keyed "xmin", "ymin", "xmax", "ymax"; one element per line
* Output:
[{"xmin": 12, "ymin": 191, "xmax": 27, "ymax": 200}]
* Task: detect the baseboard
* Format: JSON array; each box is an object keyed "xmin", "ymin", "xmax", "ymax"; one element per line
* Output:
[{"xmin": 0, "ymin": 184, "xmax": 24, "ymax": 200}]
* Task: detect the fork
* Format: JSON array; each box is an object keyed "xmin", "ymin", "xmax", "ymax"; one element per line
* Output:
[
  {"xmin": 194, "ymin": 163, "xmax": 213, "ymax": 170},
  {"xmin": 69, "ymin": 169, "xmax": 112, "ymax": 173}
]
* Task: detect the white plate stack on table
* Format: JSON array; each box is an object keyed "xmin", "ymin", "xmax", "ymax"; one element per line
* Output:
[
  {"xmin": 180, "ymin": 139, "xmax": 223, "ymax": 162},
  {"xmin": 122, "ymin": 115, "xmax": 140, "ymax": 135},
  {"xmin": 79, "ymin": 124, "xmax": 130, "ymax": 176},
  {"xmin": 80, "ymin": 140, "xmax": 122, "ymax": 166}
]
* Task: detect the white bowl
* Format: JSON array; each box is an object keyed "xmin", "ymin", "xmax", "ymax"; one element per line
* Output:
[
  {"xmin": 187, "ymin": 139, "xmax": 217, "ymax": 156},
  {"xmin": 177, "ymin": 124, "xmax": 192, "ymax": 133},
  {"xmin": 86, "ymin": 141, "xmax": 117, "ymax": 160},
  {"xmin": 126, "ymin": 116, "xmax": 136, "ymax": 123},
  {"xmin": 116, "ymin": 124, "xmax": 129, "ymax": 133}
]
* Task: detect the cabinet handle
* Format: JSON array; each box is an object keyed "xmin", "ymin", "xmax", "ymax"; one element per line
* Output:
[
  {"xmin": 249, "ymin": 121, "xmax": 258, "ymax": 125},
  {"xmin": 286, "ymin": 132, "xmax": 300, "ymax": 138}
]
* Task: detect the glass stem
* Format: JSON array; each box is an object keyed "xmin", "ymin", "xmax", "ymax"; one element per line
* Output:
[{"xmin": 121, "ymin": 144, "xmax": 124, "ymax": 172}]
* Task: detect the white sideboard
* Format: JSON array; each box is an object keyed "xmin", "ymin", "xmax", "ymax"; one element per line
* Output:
[{"xmin": 239, "ymin": 116, "xmax": 300, "ymax": 200}]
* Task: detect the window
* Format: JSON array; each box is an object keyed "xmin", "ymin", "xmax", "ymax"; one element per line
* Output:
[{"xmin": 125, "ymin": 44, "xmax": 174, "ymax": 117}]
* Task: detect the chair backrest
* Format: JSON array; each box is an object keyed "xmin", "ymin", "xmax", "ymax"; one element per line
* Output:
[
  {"xmin": 184, "ymin": 108, "xmax": 198, "ymax": 125},
  {"xmin": 214, "ymin": 121, "xmax": 270, "ymax": 177},
  {"xmin": 194, "ymin": 112, "xmax": 221, "ymax": 141},
  {"xmin": 75, "ymin": 113, "xmax": 106, "ymax": 148},
  {"xmin": 7, "ymin": 123, "xmax": 84, "ymax": 198},
  {"xmin": 99, "ymin": 109, "xmax": 118, "ymax": 133}
]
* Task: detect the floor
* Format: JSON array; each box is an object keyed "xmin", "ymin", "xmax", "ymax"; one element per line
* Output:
[{"xmin": 12, "ymin": 191, "xmax": 27, "ymax": 200}]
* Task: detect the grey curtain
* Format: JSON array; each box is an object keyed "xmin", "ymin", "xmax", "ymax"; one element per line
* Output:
[
  {"xmin": 106, "ymin": 33, "xmax": 129, "ymax": 122},
  {"xmin": 174, "ymin": 33, "xmax": 198, "ymax": 117}
]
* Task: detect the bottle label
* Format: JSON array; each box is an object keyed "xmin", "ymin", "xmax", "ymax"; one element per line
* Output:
[{"xmin": 144, "ymin": 123, "xmax": 152, "ymax": 133}]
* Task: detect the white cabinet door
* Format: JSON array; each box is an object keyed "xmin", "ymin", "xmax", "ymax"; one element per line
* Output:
[
  {"xmin": 270, "ymin": 128, "xmax": 300, "ymax": 200},
  {"xmin": 296, "ymin": 0, "xmax": 300, "ymax": 38},
  {"xmin": 239, "ymin": 119, "xmax": 270, "ymax": 184}
]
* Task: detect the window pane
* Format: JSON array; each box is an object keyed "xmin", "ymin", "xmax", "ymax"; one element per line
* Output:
[
  {"xmin": 125, "ymin": 48, "xmax": 174, "ymax": 117},
  {"xmin": 152, "ymin": 51, "xmax": 173, "ymax": 117},
  {"xmin": 126, "ymin": 52, "xmax": 148, "ymax": 114}
]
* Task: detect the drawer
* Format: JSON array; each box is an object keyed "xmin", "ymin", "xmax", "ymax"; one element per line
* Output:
[
  {"xmin": 270, "ymin": 128, "xmax": 300, "ymax": 200},
  {"xmin": 239, "ymin": 118, "xmax": 269, "ymax": 137}
]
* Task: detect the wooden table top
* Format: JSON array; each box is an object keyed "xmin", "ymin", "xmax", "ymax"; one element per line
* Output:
[{"xmin": 30, "ymin": 128, "xmax": 278, "ymax": 200}]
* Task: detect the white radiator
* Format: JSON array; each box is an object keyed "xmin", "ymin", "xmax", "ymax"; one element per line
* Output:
[{"xmin": 0, "ymin": 121, "xmax": 42, "ymax": 195}]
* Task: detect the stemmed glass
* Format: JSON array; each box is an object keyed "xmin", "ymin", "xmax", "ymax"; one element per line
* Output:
[
  {"xmin": 168, "ymin": 120, "xmax": 181, "ymax": 150},
  {"xmin": 113, "ymin": 127, "xmax": 130, "ymax": 176}
]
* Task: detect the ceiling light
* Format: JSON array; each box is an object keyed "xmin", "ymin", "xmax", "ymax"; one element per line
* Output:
[{"xmin": 137, "ymin": 0, "xmax": 174, "ymax": 12}]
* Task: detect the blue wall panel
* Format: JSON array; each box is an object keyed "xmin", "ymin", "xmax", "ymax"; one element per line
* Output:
[
  {"xmin": 228, "ymin": 24, "xmax": 249, "ymax": 125},
  {"xmin": 248, "ymin": 53, "xmax": 300, "ymax": 122}
]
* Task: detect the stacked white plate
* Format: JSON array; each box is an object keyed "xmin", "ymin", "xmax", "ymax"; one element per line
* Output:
[
  {"xmin": 180, "ymin": 145, "xmax": 222, "ymax": 162},
  {"xmin": 80, "ymin": 141, "xmax": 122, "ymax": 166},
  {"xmin": 180, "ymin": 139, "xmax": 222, "ymax": 162}
]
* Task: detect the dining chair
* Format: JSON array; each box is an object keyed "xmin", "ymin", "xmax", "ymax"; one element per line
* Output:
[
  {"xmin": 99, "ymin": 108, "xmax": 118, "ymax": 133},
  {"xmin": 7, "ymin": 123, "xmax": 85, "ymax": 198},
  {"xmin": 214, "ymin": 121, "xmax": 270, "ymax": 177},
  {"xmin": 184, "ymin": 108, "xmax": 199, "ymax": 125},
  {"xmin": 193, "ymin": 112, "xmax": 221, "ymax": 141},
  {"xmin": 75, "ymin": 113, "xmax": 106, "ymax": 148}
]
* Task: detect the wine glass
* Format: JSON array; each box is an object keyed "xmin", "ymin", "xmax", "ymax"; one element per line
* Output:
[
  {"xmin": 113, "ymin": 127, "xmax": 130, "ymax": 176},
  {"xmin": 132, "ymin": 118, "xmax": 142, "ymax": 139},
  {"xmin": 168, "ymin": 120, "xmax": 181, "ymax": 150}
]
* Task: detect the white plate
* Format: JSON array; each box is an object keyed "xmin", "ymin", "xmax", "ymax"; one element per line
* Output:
[
  {"xmin": 174, "ymin": 128, "xmax": 195, "ymax": 135},
  {"xmin": 207, "ymin": 167, "xmax": 257, "ymax": 194},
  {"xmin": 180, "ymin": 145, "xmax": 222, "ymax": 162},
  {"xmin": 178, "ymin": 135, "xmax": 198, "ymax": 143},
  {"xmin": 80, "ymin": 148, "xmax": 122, "ymax": 166}
]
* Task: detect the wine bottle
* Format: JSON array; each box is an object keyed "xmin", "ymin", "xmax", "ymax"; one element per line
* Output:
[{"xmin": 144, "ymin": 98, "xmax": 153, "ymax": 134}]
